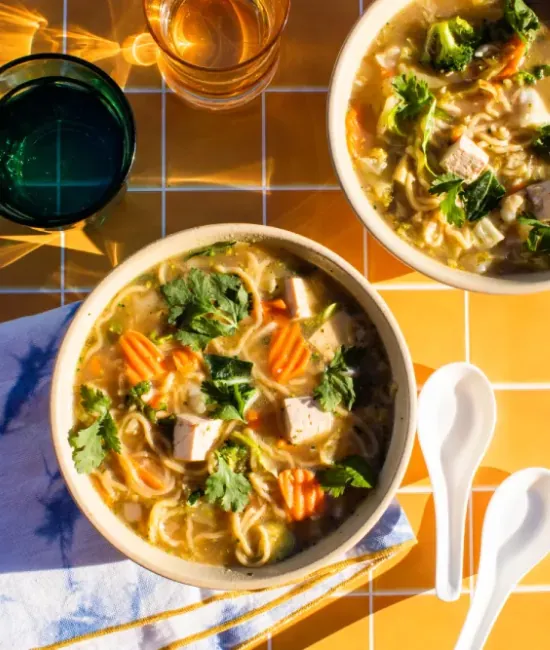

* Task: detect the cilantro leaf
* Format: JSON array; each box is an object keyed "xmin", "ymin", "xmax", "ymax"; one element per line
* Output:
[
  {"xmin": 160, "ymin": 269, "xmax": 251, "ymax": 350},
  {"xmin": 69, "ymin": 385, "xmax": 120, "ymax": 473},
  {"xmin": 518, "ymin": 213, "xmax": 550, "ymax": 252},
  {"xmin": 205, "ymin": 454, "xmax": 251, "ymax": 512},
  {"xmin": 318, "ymin": 455, "xmax": 375, "ymax": 498},
  {"xmin": 314, "ymin": 346, "xmax": 362, "ymax": 412},
  {"xmin": 187, "ymin": 489, "xmax": 203, "ymax": 506},
  {"xmin": 184, "ymin": 240, "xmax": 237, "ymax": 261},
  {"xmin": 392, "ymin": 74, "xmax": 434, "ymax": 122},
  {"xmin": 126, "ymin": 380, "xmax": 163, "ymax": 424},
  {"xmin": 201, "ymin": 381, "xmax": 257, "ymax": 421},
  {"xmin": 429, "ymin": 173, "xmax": 466, "ymax": 227},
  {"xmin": 504, "ymin": 0, "xmax": 540, "ymax": 44},
  {"xmin": 532, "ymin": 124, "xmax": 550, "ymax": 161},
  {"xmin": 515, "ymin": 70, "xmax": 537, "ymax": 85},
  {"xmin": 460, "ymin": 170, "xmax": 505, "ymax": 222}
]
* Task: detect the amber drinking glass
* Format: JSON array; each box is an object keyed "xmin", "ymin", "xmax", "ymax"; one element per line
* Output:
[{"xmin": 144, "ymin": 0, "xmax": 290, "ymax": 109}]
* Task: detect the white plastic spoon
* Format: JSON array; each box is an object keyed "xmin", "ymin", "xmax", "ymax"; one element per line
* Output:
[
  {"xmin": 417, "ymin": 362, "xmax": 496, "ymax": 602},
  {"xmin": 456, "ymin": 468, "xmax": 550, "ymax": 650}
]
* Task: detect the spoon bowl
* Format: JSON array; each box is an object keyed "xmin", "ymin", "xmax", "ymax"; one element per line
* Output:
[
  {"xmin": 455, "ymin": 468, "xmax": 550, "ymax": 650},
  {"xmin": 418, "ymin": 363, "xmax": 497, "ymax": 601}
]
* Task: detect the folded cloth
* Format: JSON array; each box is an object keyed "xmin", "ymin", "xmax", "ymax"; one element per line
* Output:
[{"xmin": 0, "ymin": 305, "xmax": 415, "ymax": 650}]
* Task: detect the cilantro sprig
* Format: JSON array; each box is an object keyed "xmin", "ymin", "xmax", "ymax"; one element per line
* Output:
[
  {"xmin": 160, "ymin": 268, "xmax": 250, "ymax": 350},
  {"xmin": 518, "ymin": 213, "xmax": 550, "ymax": 252},
  {"xmin": 314, "ymin": 346, "xmax": 363, "ymax": 413},
  {"xmin": 69, "ymin": 385, "xmax": 120, "ymax": 474},
  {"xmin": 201, "ymin": 354, "xmax": 258, "ymax": 421},
  {"xmin": 318, "ymin": 455, "xmax": 375, "ymax": 498},
  {"xmin": 126, "ymin": 380, "xmax": 165, "ymax": 424},
  {"xmin": 205, "ymin": 449, "xmax": 251, "ymax": 512},
  {"xmin": 429, "ymin": 173, "xmax": 466, "ymax": 227}
]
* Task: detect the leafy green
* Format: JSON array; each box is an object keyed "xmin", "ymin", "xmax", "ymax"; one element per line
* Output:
[
  {"xmin": 184, "ymin": 240, "xmax": 237, "ymax": 261},
  {"xmin": 187, "ymin": 489, "xmax": 203, "ymax": 506},
  {"xmin": 429, "ymin": 173, "xmax": 466, "ymax": 227},
  {"xmin": 314, "ymin": 346, "xmax": 363, "ymax": 412},
  {"xmin": 383, "ymin": 74, "xmax": 435, "ymax": 137},
  {"xmin": 204, "ymin": 354, "xmax": 254, "ymax": 386},
  {"xmin": 533, "ymin": 64, "xmax": 550, "ymax": 80},
  {"xmin": 318, "ymin": 455, "xmax": 375, "ymax": 498},
  {"xmin": 420, "ymin": 98, "xmax": 438, "ymax": 175},
  {"xmin": 69, "ymin": 385, "xmax": 120, "ymax": 474},
  {"xmin": 460, "ymin": 171, "xmax": 506, "ymax": 222},
  {"xmin": 126, "ymin": 380, "xmax": 164, "ymax": 424},
  {"xmin": 515, "ymin": 70, "xmax": 537, "ymax": 85},
  {"xmin": 518, "ymin": 213, "xmax": 550, "ymax": 252},
  {"xmin": 217, "ymin": 439, "xmax": 250, "ymax": 473},
  {"xmin": 532, "ymin": 124, "xmax": 550, "ymax": 160},
  {"xmin": 230, "ymin": 430, "xmax": 279, "ymax": 477},
  {"xmin": 503, "ymin": 0, "xmax": 540, "ymax": 44},
  {"xmin": 148, "ymin": 330, "xmax": 174, "ymax": 345},
  {"xmin": 160, "ymin": 268, "xmax": 250, "ymax": 350},
  {"xmin": 204, "ymin": 453, "xmax": 251, "ymax": 512},
  {"xmin": 421, "ymin": 17, "xmax": 479, "ymax": 72}
]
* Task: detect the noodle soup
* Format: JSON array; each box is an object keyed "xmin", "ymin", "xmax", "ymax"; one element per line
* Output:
[
  {"xmin": 70, "ymin": 241, "xmax": 394, "ymax": 567},
  {"xmin": 347, "ymin": 0, "xmax": 550, "ymax": 275}
]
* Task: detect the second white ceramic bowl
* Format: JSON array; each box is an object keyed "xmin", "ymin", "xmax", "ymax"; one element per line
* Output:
[
  {"xmin": 50, "ymin": 224, "xmax": 416, "ymax": 590},
  {"xmin": 328, "ymin": 0, "xmax": 550, "ymax": 294}
]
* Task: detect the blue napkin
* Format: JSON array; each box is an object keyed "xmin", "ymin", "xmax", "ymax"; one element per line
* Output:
[{"xmin": 0, "ymin": 305, "xmax": 414, "ymax": 650}]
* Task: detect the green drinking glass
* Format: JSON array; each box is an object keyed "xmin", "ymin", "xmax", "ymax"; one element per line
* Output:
[{"xmin": 0, "ymin": 54, "xmax": 136, "ymax": 230}]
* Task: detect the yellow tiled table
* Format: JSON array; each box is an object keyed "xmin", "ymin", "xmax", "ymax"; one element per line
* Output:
[{"xmin": 2, "ymin": 0, "xmax": 550, "ymax": 648}]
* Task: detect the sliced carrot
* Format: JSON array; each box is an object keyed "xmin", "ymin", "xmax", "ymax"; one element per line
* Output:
[
  {"xmin": 496, "ymin": 35, "xmax": 527, "ymax": 80},
  {"xmin": 132, "ymin": 460, "xmax": 166, "ymax": 490},
  {"xmin": 246, "ymin": 409, "xmax": 261, "ymax": 424},
  {"xmin": 268, "ymin": 322, "xmax": 311, "ymax": 383},
  {"xmin": 120, "ymin": 330, "xmax": 164, "ymax": 384},
  {"xmin": 126, "ymin": 366, "xmax": 142, "ymax": 387},
  {"xmin": 148, "ymin": 392, "xmax": 165, "ymax": 409},
  {"xmin": 90, "ymin": 474, "xmax": 112, "ymax": 506},
  {"xmin": 263, "ymin": 298, "xmax": 287, "ymax": 312},
  {"xmin": 278, "ymin": 468, "xmax": 325, "ymax": 521},
  {"xmin": 172, "ymin": 346, "xmax": 199, "ymax": 375},
  {"xmin": 87, "ymin": 355, "xmax": 103, "ymax": 378},
  {"xmin": 450, "ymin": 125, "xmax": 465, "ymax": 143}
]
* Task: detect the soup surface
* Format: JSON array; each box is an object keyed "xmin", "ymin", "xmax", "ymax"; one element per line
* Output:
[
  {"xmin": 348, "ymin": 0, "xmax": 550, "ymax": 275},
  {"xmin": 70, "ymin": 242, "xmax": 394, "ymax": 567}
]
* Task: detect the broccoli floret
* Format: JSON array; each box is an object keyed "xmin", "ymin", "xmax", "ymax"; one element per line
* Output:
[
  {"xmin": 422, "ymin": 17, "xmax": 478, "ymax": 73},
  {"xmin": 217, "ymin": 439, "xmax": 249, "ymax": 473}
]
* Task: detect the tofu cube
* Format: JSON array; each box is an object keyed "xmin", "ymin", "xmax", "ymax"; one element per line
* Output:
[
  {"xmin": 173, "ymin": 414, "xmax": 223, "ymax": 462},
  {"xmin": 473, "ymin": 217, "xmax": 505, "ymax": 250},
  {"xmin": 441, "ymin": 135, "xmax": 489, "ymax": 183},
  {"xmin": 284, "ymin": 277, "xmax": 313, "ymax": 320},
  {"xmin": 283, "ymin": 397, "xmax": 335, "ymax": 444},
  {"xmin": 526, "ymin": 181, "xmax": 550, "ymax": 222},
  {"xmin": 514, "ymin": 88, "xmax": 550, "ymax": 129},
  {"xmin": 309, "ymin": 312, "xmax": 355, "ymax": 361}
]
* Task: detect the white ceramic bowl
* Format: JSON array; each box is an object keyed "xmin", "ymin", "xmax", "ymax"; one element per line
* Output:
[
  {"xmin": 328, "ymin": 0, "xmax": 550, "ymax": 294},
  {"xmin": 50, "ymin": 224, "xmax": 416, "ymax": 590}
]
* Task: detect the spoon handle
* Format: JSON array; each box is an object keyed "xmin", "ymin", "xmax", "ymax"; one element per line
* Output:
[
  {"xmin": 454, "ymin": 579, "xmax": 507, "ymax": 650},
  {"xmin": 434, "ymin": 481, "xmax": 469, "ymax": 602}
]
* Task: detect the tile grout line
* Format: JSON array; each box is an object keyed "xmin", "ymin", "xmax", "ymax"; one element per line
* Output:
[
  {"xmin": 59, "ymin": 0, "xmax": 68, "ymax": 306},
  {"xmin": 262, "ymin": 92, "xmax": 267, "ymax": 226},
  {"xmin": 161, "ymin": 79, "xmax": 167, "ymax": 237}
]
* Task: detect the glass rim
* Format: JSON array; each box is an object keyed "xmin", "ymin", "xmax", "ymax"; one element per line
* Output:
[
  {"xmin": 142, "ymin": 0, "xmax": 291, "ymax": 74},
  {"xmin": 0, "ymin": 53, "xmax": 136, "ymax": 229}
]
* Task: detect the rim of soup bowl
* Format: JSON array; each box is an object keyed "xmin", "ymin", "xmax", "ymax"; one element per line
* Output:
[
  {"xmin": 328, "ymin": 0, "xmax": 550, "ymax": 295},
  {"xmin": 50, "ymin": 224, "xmax": 417, "ymax": 590}
]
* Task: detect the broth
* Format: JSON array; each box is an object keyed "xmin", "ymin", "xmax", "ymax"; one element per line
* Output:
[
  {"xmin": 70, "ymin": 242, "xmax": 394, "ymax": 567},
  {"xmin": 348, "ymin": 0, "xmax": 550, "ymax": 275}
]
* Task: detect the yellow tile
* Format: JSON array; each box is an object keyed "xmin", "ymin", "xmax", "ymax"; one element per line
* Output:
[
  {"xmin": 485, "ymin": 594, "xmax": 550, "ymax": 649},
  {"xmin": 266, "ymin": 190, "xmax": 364, "ymax": 271},
  {"xmin": 265, "ymin": 93, "xmax": 335, "ymax": 186},
  {"xmin": 64, "ymin": 191, "xmax": 161, "ymax": 288},
  {"xmin": 373, "ymin": 493, "xmax": 471, "ymax": 590},
  {"xmin": 272, "ymin": 596, "xmax": 370, "ymax": 650},
  {"xmin": 0, "ymin": 222, "xmax": 61, "ymax": 288},
  {"xmin": 475, "ymin": 390, "xmax": 550, "ymax": 487},
  {"xmin": 401, "ymin": 436, "xmax": 430, "ymax": 489},
  {"xmin": 275, "ymin": 0, "xmax": 358, "ymax": 86},
  {"xmin": 165, "ymin": 190, "xmax": 262, "ymax": 234},
  {"xmin": 373, "ymin": 595, "xmax": 470, "ymax": 650},
  {"xmin": 367, "ymin": 236, "xmax": 438, "ymax": 285},
  {"xmin": 127, "ymin": 94, "xmax": 161, "ymax": 187},
  {"xmin": 166, "ymin": 95, "xmax": 262, "ymax": 188},
  {"xmin": 0, "ymin": 1, "xmax": 63, "ymax": 64},
  {"xmin": 470, "ymin": 293, "xmax": 550, "ymax": 382},
  {"xmin": 67, "ymin": 0, "xmax": 161, "ymax": 88},
  {"xmin": 380, "ymin": 290, "xmax": 465, "ymax": 385},
  {"xmin": 472, "ymin": 491, "xmax": 550, "ymax": 586},
  {"xmin": 0, "ymin": 294, "xmax": 61, "ymax": 323}
]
